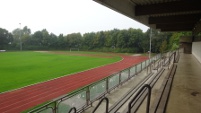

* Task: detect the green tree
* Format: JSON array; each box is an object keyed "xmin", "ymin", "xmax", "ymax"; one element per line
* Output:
[
  {"xmin": 32, "ymin": 30, "xmax": 43, "ymax": 46},
  {"xmin": 128, "ymin": 28, "xmax": 144, "ymax": 52},
  {"xmin": 12, "ymin": 26, "xmax": 31, "ymax": 50},
  {"xmin": 21, "ymin": 26, "xmax": 31, "ymax": 49},
  {"xmin": 83, "ymin": 32, "xmax": 96, "ymax": 49},
  {"xmin": 160, "ymin": 40, "xmax": 167, "ymax": 53},
  {"xmin": 12, "ymin": 28, "xmax": 21, "ymax": 49},
  {"xmin": 168, "ymin": 32, "xmax": 182, "ymax": 50},
  {"xmin": 48, "ymin": 33, "xmax": 58, "ymax": 48},
  {"xmin": 0, "ymin": 28, "xmax": 13, "ymax": 49},
  {"xmin": 139, "ymin": 33, "xmax": 149, "ymax": 53},
  {"xmin": 41, "ymin": 29, "xmax": 49, "ymax": 47},
  {"xmin": 116, "ymin": 31, "xmax": 125, "ymax": 48},
  {"xmin": 57, "ymin": 34, "xmax": 66, "ymax": 49},
  {"xmin": 65, "ymin": 33, "xmax": 82, "ymax": 49},
  {"xmin": 22, "ymin": 26, "xmax": 31, "ymax": 35},
  {"xmin": 104, "ymin": 31, "xmax": 112, "ymax": 47}
]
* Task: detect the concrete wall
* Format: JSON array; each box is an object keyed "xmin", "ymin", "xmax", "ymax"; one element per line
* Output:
[{"xmin": 192, "ymin": 41, "xmax": 201, "ymax": 63}]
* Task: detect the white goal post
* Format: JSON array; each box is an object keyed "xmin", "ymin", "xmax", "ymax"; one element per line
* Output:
[{"xmin": 70, "ymin": 48, "xmax": 80, "ymax": 52}]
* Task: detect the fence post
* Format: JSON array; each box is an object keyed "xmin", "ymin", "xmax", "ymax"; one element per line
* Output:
[
  {"xmin": 86, "ymin": 86, "xmax": 91, "ymax": 106},
  {"xmin": 146, "ymin": 63, "xmax": 149, "ymax": 75},
  {"xmin": 128, "ymin": 68, "xmax": 131, "ymax": 79},
  {"xmin": 168, "ymin": 56, "xmax": 171, "ymax": 69},
  {"xmin": 106, "ymin": 78, "xmax": 109, "ymax": 93},
  {"xmin": 162, "ymin": 56, "xmax": 164, "ymax": 66},
  {"xmin": 174, "ymin": 52, "xmax": 176, "ymax": 63},
  {"xmin": 119, "ymin": 72, "xmax": 121, "ymax": 85},
  {"xmin": 150, "ymin": 62, "xmax": 152, "ymax": 73},
  {"xmin": 145, "ymin": 60, "xmax": 147, "ymax": 68},
  {"xmin": 53, "ymin": 101, "xmax": 57, "ymax": 113},
  {"xmin": 178, "ymin": 48, "xmax": 180, "ymax": 59},
  {"xmin": 160, "ymin": 59, "xmax": 161, "ymax": 69}
]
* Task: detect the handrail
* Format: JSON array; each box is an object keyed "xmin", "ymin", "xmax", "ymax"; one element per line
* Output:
[
  {"xmin": 92, "ymin": 97, "xmax": 109, "ymax": 113},
  {"xmin": 167, "ymin": 51, "xmax": 177, "ymax": 69},
  {"xmin": 169, "ymin": 52, "xmax": 175, "ymax": 63},
  {"xmin": 128, "ymin": 84, "xmax": 151, "ymax": 113},
  {"xmin": 108, "ymin": 72, "xmax": 154, "ymax": 113},
  {"xmin": 68, "ymin": 107, "xmax": 77, "ymax": 113}
]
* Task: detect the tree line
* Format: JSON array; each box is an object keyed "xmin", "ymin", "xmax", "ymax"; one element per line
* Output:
[{"xmin": 0, "ymin": 26, "xmax": 191, "ymax": 53}]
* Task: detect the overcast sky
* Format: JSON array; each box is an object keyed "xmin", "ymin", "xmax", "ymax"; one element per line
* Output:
[{"xmin": 1, "ymin": 0, "xmax": 149, "ymax": 35}]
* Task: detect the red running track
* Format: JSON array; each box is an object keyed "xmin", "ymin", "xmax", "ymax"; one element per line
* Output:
[{"xmin": 0, "ymin": 55, "xmax": 148, "ymax": 113}]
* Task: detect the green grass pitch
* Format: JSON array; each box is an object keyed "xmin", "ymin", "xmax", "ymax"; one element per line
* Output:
[{"xmin": 0, "ymin": 51, "xmax": 121, "ymax": 93}]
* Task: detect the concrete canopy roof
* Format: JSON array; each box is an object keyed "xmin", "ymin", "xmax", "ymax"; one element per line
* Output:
[{"xmin": 93, "ymin": 0, "xmax": 201, "ymax": 34}]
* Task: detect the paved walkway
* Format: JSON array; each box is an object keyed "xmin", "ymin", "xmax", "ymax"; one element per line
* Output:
[
  {"xmin": 0, "ymin": 55, "xmax": 147, "ymax": 113},
  {"xmin": 166, "ymin": 53, "xmax": 201, "ymax": 113}
]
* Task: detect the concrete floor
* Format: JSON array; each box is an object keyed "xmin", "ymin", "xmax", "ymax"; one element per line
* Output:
[{"xmin": 166, "ymin": 53, "xmax": 201, "ymax": 113}]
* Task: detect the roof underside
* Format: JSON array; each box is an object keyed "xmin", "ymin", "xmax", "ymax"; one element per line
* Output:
[{"xmin": 93, "ymin": 0, "xmax": 201, "ymax": 34}]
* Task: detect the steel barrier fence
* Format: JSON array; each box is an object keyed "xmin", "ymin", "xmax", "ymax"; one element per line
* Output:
[{"xmin": 28, "ymin": 53, "xmax": 165, "ymax": 113}]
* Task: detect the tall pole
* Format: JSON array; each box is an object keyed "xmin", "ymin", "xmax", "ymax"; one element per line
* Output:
[
  {"xmin": 149, "ymin": 28, "xmax": 152, "ymax": 59},
  {"xmin": 19, "ymin": 23, "xmax": 22, "ymax": 51}
]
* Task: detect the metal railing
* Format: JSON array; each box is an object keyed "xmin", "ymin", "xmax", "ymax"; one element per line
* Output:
[
  {"xmin": 28, "ymin": 53, "xmax": 165, "ymax": 113},
  {"xmin": 68, "ymin": 107, "xmax": 76, "ymax": 113},
  {"xmin": 92, "ymin": 97, "xmax": 109, "ymax": 113},
  {"xmin": 128, "ymin": 84, "xmax": 151, "ymax": 113},
  {"xmin": 126, "ymin": 50, "xmax": 179, "ymax": 113}
]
